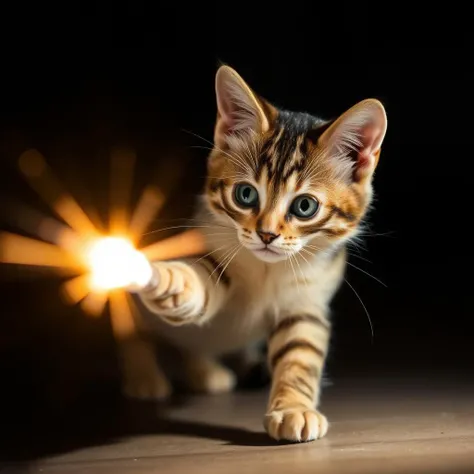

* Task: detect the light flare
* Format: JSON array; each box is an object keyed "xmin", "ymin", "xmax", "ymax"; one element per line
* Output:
[
  {"xmin": 85, "ymin": 236, "xmax": 153, "ymax": 292},
  {"xmin": 18, "ymin": 149, "xmax": 99, "ymax": 238},
  {"xmin": 128, "ymin": 186, "xmax": 165, "ymax": 244},
  {"xmin": 0, "ymin": 232, "xmax": 84, "ymax": 270},
  {"xmin": 0, "ymin": 147, "xmax": 207, "ymax": 326}
]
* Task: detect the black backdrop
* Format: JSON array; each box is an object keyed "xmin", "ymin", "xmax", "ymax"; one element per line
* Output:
[{"xmin": 0, "ymin": 2, "xmax": 471, "ymax": 460}]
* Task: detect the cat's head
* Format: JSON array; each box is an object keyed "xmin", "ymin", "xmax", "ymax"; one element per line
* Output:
[{"xmin": 205, "ymin": 66, "xmax": 387, "ymax": 263}]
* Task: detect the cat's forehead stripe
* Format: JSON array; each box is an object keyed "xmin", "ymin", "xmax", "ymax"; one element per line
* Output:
[
  {"xmin": 254, "ymin": 110, "xmax": 331, "ymax": 187},
  {"xmin": 267, "ymin": 127, "xmax": 284, "ymax": 158}
]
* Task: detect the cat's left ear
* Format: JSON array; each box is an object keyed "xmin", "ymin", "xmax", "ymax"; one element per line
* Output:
[{"xmin": 318, "ymin": 99, "xmax": 387, "ymax": 182}]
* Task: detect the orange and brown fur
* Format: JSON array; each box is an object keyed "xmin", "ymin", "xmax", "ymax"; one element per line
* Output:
[{"xmin": 121, "ymin": 66, "xmax": 387, "ymax": 442}]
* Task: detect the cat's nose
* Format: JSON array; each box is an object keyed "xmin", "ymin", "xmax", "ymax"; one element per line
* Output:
[{"xmin": 257, "ymin": 230, "xmax": 279, "ymax": 245}]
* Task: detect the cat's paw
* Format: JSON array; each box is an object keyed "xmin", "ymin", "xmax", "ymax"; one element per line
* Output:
[
  {"xmin": 264, "ymin": 407, "xmax": 328, "ymax": 442},
  {"xmin": 143, "ymin": 262, "xmax": 205, "ymax": 325},
  {"xmin": 122, "ymin": 370, "xmax": 172, "ymax": 401}
]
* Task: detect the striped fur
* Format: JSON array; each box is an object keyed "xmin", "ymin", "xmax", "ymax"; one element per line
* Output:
[{"xmin": 125, "ymin": 65, "xmax": 387, "ymax": 442}]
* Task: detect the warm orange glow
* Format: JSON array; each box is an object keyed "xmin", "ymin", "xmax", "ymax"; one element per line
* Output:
[
  {"xmin": 54, "ymin": 195, "xmax": 99, "ymax": 237},
  {"xmin": 80, "ymin": 290, "xmax": 109, "ymax": 317},
  {"xmin": 85, "ymin": 236, "xmax": 153, "ymax": 292},
  {"xmin": 128, "ymin": 186, "xmax": 165, "ymax": 244},
  {"xmin": 60, "ymin": 274, "xmax": 90, "ymax": 306},
  {"xmin": 1, "ymin": 148, "xmax": 208, "ymax": 323},
  {"xmin": 109, "ymin": 289, "xmax": 137, "ymax": 338},
  {"xmin": 142, "ymin": 229, "xmax": 206, "ymax": 261},
  {"xmin": 0, "ymin": 232, "xmax": 83, "ymax": 270},
  {"xmin": 18, "ymin": 149, "xmax": 100, "ymax": 238}
]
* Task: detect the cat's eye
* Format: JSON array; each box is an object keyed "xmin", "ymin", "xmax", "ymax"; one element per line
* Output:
[
  {"xmin": 290, "ymin": 195, "xmax": 319, "ymax": 219},
  {"xmin": 234, "ymin": 183, "xmax": 259, "ymax": 208}
]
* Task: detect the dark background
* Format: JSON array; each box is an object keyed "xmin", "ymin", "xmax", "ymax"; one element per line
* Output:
[{"xmin": 0, "ymin": 2, "xmax": 471, "ymax": 463}]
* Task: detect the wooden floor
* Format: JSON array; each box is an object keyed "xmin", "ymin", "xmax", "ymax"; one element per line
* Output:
[{"xmin": 4, "ymin": 376, "xmax": 474, "ymax": 474}]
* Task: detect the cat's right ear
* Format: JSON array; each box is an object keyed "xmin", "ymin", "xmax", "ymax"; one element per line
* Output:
[
  {"xmin": 317, "ymin": 99, "xmax": 387, "ymax": 183},
  {"xmin": 214, "ymin": 66, "xmax": 273, "ymax": 148}
]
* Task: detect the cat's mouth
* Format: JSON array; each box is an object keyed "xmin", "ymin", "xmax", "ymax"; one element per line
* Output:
[
  {"xmin": 251, "ymin": 245, "xmax": 287, "ymax": 262},
  {"xmin": 257, "ymin": 246, "xmax": 279, "ymax": 255}
]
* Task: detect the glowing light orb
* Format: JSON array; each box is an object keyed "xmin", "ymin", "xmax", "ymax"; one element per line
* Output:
[
  {"xmin": 86, "ymin": 236, "xmax": 153, "ymax": 292},
  {"xmin": 1, "ymin": 148, "xmax": 207, "ymax": 321}
]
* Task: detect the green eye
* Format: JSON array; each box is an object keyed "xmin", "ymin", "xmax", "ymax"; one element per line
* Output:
[
  {"xmin": 290, "ymin": 195, "xmax": 319, "ymax": 219},
  {"xmin": 234, "ymin": 183, "xmax": 259, "ymax": 208}
]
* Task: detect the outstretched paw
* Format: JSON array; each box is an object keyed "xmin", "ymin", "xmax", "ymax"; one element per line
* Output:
[{"xmin": 142, "ymin": 261, "xmax": 205, "ymax": 325}]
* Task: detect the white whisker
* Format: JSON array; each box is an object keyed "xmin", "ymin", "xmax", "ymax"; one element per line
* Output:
[
  {"xmin": 344, "ymin": 278, "xmax": 374, "ymax": 343},
  {"xmin": 143, "ymin": 224, "xmax": 231, "ymax": 236},
  {"xmin": 292, "ymin": 250, "xmax": 309, "ymax": 291},
  {"xmin": 346, "ymin": 261, "xmax": 387, "ymax": 287},
  {"xmin": 205, "ymin": 243, "xmax": 240, "ymax": 286},
  {"xmin": 190, "ymin": 244, "xmax": 231, "ymax": 266},
  {"xmin": 285, "ymin": 250, "xmax": 300, "ymax": 294},
  {"xmin": 216, "ymin": 244, "xmax": 242, "ymax": 288}
]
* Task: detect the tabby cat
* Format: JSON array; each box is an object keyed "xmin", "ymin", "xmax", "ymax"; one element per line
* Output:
[{"xmin": 120, "ymin": 65, "xmax": 387, "ymax": 442}]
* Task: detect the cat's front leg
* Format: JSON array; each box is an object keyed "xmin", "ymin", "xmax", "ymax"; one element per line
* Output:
[
  {"xmin": 264, "ymin": 312, "xmax": 331, "ymax": 442},
  {"xmin": 138, "ymin": 259, "xmax": 226, "ymax": 326}
]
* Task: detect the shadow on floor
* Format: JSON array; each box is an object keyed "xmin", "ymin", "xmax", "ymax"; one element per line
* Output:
[{"xmin": 0, "ymin": 388, "xmax": 277, "ymax": 465}]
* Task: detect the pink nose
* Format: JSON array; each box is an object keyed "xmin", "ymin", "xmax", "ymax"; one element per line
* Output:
[{"xmin": 257, "ymin": 230, "xmax": 279, "ymax": 245}]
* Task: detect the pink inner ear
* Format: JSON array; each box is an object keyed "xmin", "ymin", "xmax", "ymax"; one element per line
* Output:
[
  {"xmin": 222, "ymin": 116, "xmax": 234, "ymax": 133},
  {"xmin": 217, "ymin": 97, "xmax": 236, "ymax": 135},
  {"xmin": 221, "ymin": 93, "xmax": 245, "ymax": 135},
  {"xmin": 216, "ymin": 84, "xmax": 236, "ymax": 133},
  {"xmin": 352, "ymin": 123, "xmax": 381, "ymax": 181},
  {"xmin": 358, "ymin": 154, "xmax": 371, "ymax": 169},
  {"xmin": 352, "ymin": 152, "xmax": 372, "ymax": 182},
  {"xmin": 361, "ymin": 122, "xmax": 382, "ymax": 155}
]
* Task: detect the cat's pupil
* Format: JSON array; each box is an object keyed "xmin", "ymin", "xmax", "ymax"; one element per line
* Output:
[
  {"xmin": 300, "ymin": 199, "xmax": 310, "ymax": 212},
  {"xmin": 234, "ymin": 183, "xmax": 258, "ymax": 208}
]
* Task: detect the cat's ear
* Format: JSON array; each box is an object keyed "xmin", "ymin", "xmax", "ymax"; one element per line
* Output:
[
  {"xmin": 318, "ymin": 99, "xmax": 387, "ymax": 182},
  {"xmin": 214, "ymin": 66, "xmax": 273, "ymax": 148}
]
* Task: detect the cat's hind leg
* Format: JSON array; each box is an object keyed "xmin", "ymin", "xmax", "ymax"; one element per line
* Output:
[
  {"xmin": 181, "ymin": 353, "xmax": 237, "ymax": 394},
  {"xmin": 118, "ymin": 337, "xmax": 172, "ymax": 400},
  {"xmin": 224, "ymin": 342, "xmax": 271, "ymax": 390}
]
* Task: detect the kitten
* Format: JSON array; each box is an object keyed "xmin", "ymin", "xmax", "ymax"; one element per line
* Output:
[{"xmin": 119, "ymin": 65, "xmax": 387, "ymax": 442}]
